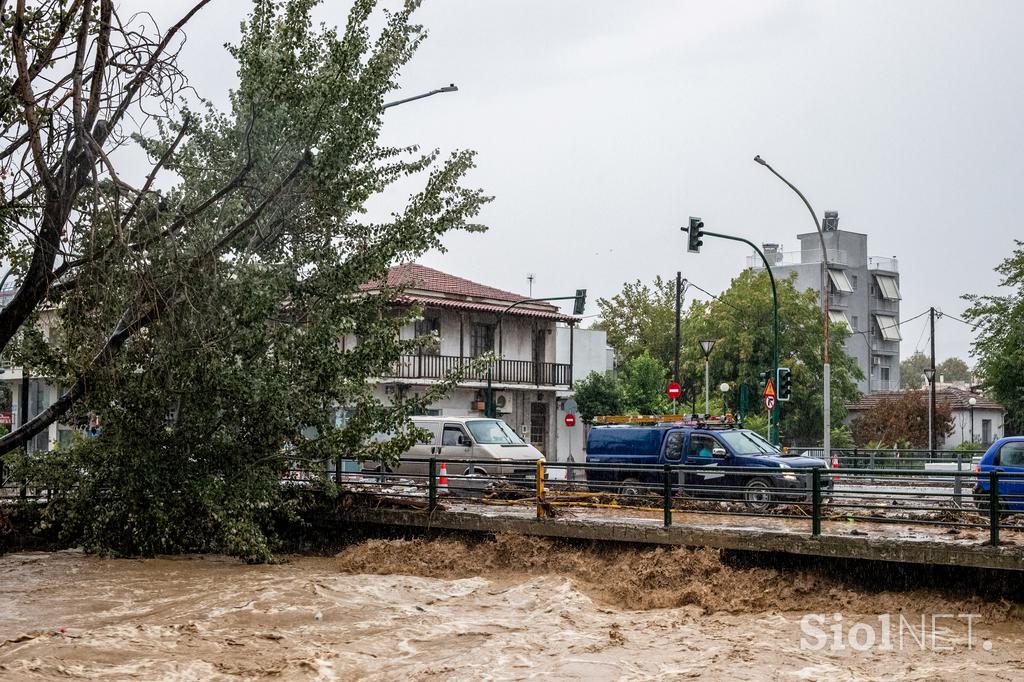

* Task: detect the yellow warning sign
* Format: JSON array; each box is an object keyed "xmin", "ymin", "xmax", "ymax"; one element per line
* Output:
[{"xmin": 763, "ymin": 378, "xmax": 776, "ymax": 399}]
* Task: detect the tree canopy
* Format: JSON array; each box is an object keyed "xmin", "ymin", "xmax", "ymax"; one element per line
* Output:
[
  {"xmin": 1, "ymin": 0, "xmax": 489, "ymax": 560},
  {"xmin": 850, "ymin": 392, "xmax": 953, "ymax": 448},
  {"xmin": 964, "ymin": 240, "xmax": 1024, "ymax": 433},
  {"xmin": 899, "ymin": 352, "xmax": 972, "ymax": 389}
]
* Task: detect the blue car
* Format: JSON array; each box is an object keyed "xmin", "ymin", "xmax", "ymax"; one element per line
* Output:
[
  {"xmin": 973, "ymin": 437, "xmax": 1024, "ymax": 512},
  {"xmin": 585, "ymin": 424, "xmax": 830, "ymax": 509}
]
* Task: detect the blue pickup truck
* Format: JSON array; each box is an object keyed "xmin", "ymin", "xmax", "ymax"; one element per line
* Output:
[{"xmin": 585, "ymin": 424, "xmax": 830, "ymax": 509}]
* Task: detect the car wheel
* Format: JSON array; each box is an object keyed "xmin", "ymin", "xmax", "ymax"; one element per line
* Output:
[
  {"xmin": 744, "ymin": 478, "xmax": 774, "ymax": 511},
  {"xmin": 618, "ymin": 478, "xmax": 643, "ymax": 499}
]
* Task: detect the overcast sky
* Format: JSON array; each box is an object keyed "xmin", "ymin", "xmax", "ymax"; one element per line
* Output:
[{"xmin": 134, "ymin": 0, "xmax": 1023, "ymax": 364}]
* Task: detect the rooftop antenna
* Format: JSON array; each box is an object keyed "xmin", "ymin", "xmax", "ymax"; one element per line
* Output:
[{"xmin": 527, "ymin": 273, "xmax": 535, "ymax": 296}]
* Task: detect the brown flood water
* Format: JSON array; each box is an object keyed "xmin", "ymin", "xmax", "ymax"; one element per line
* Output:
[{"xmin": 1, "ymin": 535, "xmax": 1024, "ymax": 680}]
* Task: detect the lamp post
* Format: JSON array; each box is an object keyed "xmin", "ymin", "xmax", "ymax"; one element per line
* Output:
[
  {"xmin": 969, "ymin": 396, "xmax": 977, "ymax": 444},
  {"xmin": 754, "ymin": 155, "xmax": 831, "ymax": 458},
  {"xmin": 720, "ymin": 382, "xmax": 730, "ymax": 415},
  {"xmin": 382, "ymin": 83, "xmax": 458, "ymax": 110},
  {"xmin": 924, "ymin": 369, "xmax": 936, "ymax": 455},
  {"xmin": 699, "ymin": 340, "xmax": 716, "ymax": 416}
]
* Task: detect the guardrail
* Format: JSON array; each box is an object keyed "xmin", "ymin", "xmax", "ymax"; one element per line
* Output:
[{"xmin": 276, "ymin": 457, "xmax": 1023, "ymax": 547}]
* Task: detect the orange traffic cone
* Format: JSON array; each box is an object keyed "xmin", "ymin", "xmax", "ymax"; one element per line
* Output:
[
  {"xmin": 438, "ymin": 462, "xmax": 449, "ymax": 495},
  {"xmin": 831, "ymin": 452, "xmax": 839, "ymax": 482}
]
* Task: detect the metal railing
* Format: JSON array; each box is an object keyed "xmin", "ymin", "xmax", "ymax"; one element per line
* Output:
[
  {"xmin": 385, "ymin": 354, "xmax": 571, "ymax": 386},
  {"xmin": 269, "ymin": 456, "xmax": 1024, "ymax": 546}
]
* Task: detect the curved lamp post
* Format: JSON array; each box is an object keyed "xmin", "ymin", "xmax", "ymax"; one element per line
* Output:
[
  {"xmin": 754, "ymin": 155, "xmax": 832, "ymax": 458},
  {"xmin": 383, "ymin": 83, "xmax": 458, "ymax": 110}
]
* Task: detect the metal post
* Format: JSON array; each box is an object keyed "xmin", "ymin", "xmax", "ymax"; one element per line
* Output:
[
  {"xmin": 929, "ymin": 306, "xmax": 936, "ymax": 457},
  {"xmin": 811, "ymin": 468, "xmax": 822, "ymax": 536},
  {"xmin": 704, "ymin": 357, "xmax": 710, "ymax": 416},
  {"xmin": 953, "ymin": 453, "xmax": 963, "ymax": 505},
  {"xmin": 989, "ymin": 471, "xmax": 999, "ymax": 546},
  {"xmin": 536, "ymin": 459, "xmax": 546, "ymax": 519},
  {"xmin": 674, "ymin": 272, "xmax": 682, "ymax": 385},
  {"xmin": 428, "ymin": 458, "xmax": 438, "ymax": 512},
  {"xmin": 663, "ymin": 464, "xmax": 672, "ymax": 527}
]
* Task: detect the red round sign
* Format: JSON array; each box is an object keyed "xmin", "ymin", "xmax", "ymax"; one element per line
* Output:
[
  {"xmin": 564, "ymin": 412, "xmax": 576, "ymax": 427},
  {"xmin": 666, "ymin": 382, "xmax": 682, "ymax": 400}
]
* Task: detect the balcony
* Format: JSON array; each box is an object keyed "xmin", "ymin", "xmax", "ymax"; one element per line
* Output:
[
  {"xmin": 747, "ymin": 248, "xmax": 854, "ymax": 269},
  {"xmin": 385, "ymin": 354, "xmax": 571, "ymax": 387},
  {"xmin": 868, "ymin": 256, "xmax": 898, "ymax": 272},
  {"xmin": 870, "ymin": 379, "xmax": 899, "ymax": 393}
]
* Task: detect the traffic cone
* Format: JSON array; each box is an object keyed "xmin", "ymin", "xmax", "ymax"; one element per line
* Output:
[
  {"xmin": 831, "ymin": 452, "xmax": 839, "ymax": 482},
  {"xmin": 438, "ymin": 462, "xmax": 449, "ymax": 495}
]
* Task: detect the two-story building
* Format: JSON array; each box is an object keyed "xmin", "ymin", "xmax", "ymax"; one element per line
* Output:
[
  {"xmin": 359, "ymin": 263, "xmax": 580, "ymax": 457},
  {"xmin": 750, "ymin": 212, "xmax": 902, "ymax": 394}
]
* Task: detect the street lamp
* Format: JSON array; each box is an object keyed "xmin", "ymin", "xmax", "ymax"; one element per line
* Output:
[
  {"xmin": 968, "ymin": 396, "xmax": 977, "ymax": 444},
  {"xmin": 720, "ymin": 382, "xmax": 730, "ymax": 414},
  {"xmin": 699, "ymin": 339, "xmax": 716, "ymax": 416},
  {"xmin": 754, "ymin": 155, "xmax": 832, "ymax": 458},
  {"xmin": 382, "ymin": 83, "xmax": 458, "ymax": 110},
  {"xmin": 923, "ymin": 369, "xmax": 935, "ymax": 454}
]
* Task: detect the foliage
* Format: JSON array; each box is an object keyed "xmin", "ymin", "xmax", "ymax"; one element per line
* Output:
[
  {"xmin": 830, "ymin": 425, "xmax": 855, "ymax": 450},
  {"xmin": 593, "ymin": 276, "xmax": 678, "ymax": 369},
  {"xmin": 572, "ymin": 371, "xmax": 623, "ymax": 423},
  {"xmin": 952, "ymin": 440, "xmax": 986, "ymax": 453},
  {"xmin": 964, "ymin": 240, "xmax": 1024, "ymax": 434},
  {"xmin": 937, "ymin": 357, "xmax": 971, "ymax": 383},
  {"xmin": 620, "ymin": 352, "xmax": 670, "ymax": 415},
  {"xmin": 1, "ymin": 0, "xmax": 489, "ymax": 560},
  {"xmin": 742, "ymin": 413, "xmax": 769, "ymax": 440},
  {"xmin": 850, "ymin": 393, "xmax": 953, "ymax": 448},
  {"xmin": 899, "ymin": 352, "xmax": 931, "ymax": 389}
]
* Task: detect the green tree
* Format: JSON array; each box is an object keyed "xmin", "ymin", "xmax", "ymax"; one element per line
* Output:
[
  {"xmin": 620, "ymin": 352, "xmax": 670, "ymax": 415},
  {"xmin": 937, "ymin": 357, "xmax": 971, "ymax": 383},
  {"xmin": 572, "ymin": 371, "xmax": 623, "ymax": 423},
  {"xmin": 850, "ymin": 392, "xmax": 953, "ymax": 448},
  {"xmin": 593, "ymin": 276, "xmax": 677, "ymax": 369},
  {"xmin": 3, "ymin": 0, "xmax": 489, "ymax": 560},
  {"xmin": 900, "ymin": 351, "xmax": 931, "ymax": 389},
  {"xmin": 964, "ymin": 241, "xmax": 1024, "ymax": 433}
]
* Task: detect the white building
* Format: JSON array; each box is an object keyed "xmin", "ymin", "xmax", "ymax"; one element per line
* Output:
[{"xmin": 359, "ymin": 263, "xmax": 590, "ymax": 459}]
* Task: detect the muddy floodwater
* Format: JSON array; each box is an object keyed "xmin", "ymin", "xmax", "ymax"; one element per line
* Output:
[{"xmin": 2, "ymin": 536, "xmax": 1024, "ymax": 680}]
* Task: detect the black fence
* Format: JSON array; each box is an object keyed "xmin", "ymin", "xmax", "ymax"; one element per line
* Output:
[{"xmin": 386, "ymin": 354, "xmax": 571, "ymax": 386}]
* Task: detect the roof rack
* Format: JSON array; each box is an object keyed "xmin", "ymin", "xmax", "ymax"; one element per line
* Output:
[{"xmin": 593, "ymin": 414, "xmax": 744, "ymax": 429}]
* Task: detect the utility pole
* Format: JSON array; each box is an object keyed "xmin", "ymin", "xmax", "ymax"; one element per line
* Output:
[
  {"xmin": 930, "ymin": 306, "xmax": 937, "ymax": 455},
  {"xmin": 674, "ymin": 272, "xmax": 683, "ymax": 384}
]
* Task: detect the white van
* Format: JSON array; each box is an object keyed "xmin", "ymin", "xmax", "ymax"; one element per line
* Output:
[{"xmin": 363, "ymin": 416, "xmax": 544, "ymax": 480}]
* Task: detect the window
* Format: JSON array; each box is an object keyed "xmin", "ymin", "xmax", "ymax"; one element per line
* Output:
[
  {"xmin": 827, "ymin": 269, "xmax": 854, "ymax": 293},
  {"xmin": 851, "ymin": 315, "xmax": 859, "ymax": 331},
  {"xmin": 874, "ymin": 314, "xmax": 902, "ymax": 341},
  {"xmin": 688, "ymin": 434, "xmax": 722, "ymax": 458},
  {"xmin": 982, "ymin": 419, "xmax": 992, "ymax": 443},
  {"xmin": 414, "ymin": 317, "xmax": 440, "ymax": 355},
  {"xmin": 880, "ymin": 366, "xmax": 890, "ymax": 382},
  {"xmin": 828, "ymin": 310, "xmax": 851, "ymax": 329},
  {"xmin": 442, "ymin": 425, "xmax": 468, "ymax": 447},
  {"xmin": 850, "ymin": 274, "xmax": 858, "ymax": 291},
  {"xmin": 998, "ymin": 442, "xmax": 1024, "ymax": 466},
  {"xmin": 665, "ymin": 432, "xmax": 684, "ymax": 461},
  {"xmin": 874, "ymin": 275, "xmax": 901, "ymax": 301},
  {"xmin": 467, "ymin": 419, "xmax": 525, "ymax": 445},
  {"xmin": 470, "ymin": 323, "xmax": 494, "ymax": 357}
]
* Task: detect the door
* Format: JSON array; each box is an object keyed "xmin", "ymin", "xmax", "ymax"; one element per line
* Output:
[
  {"xmin": 530, "ymin": 402, "xmax": 548, "ymax": 455},
  {"xmin": 682, "ymin": 433, "xmax": 727, "ymax": 497},
  {"xmin": 532, "ymin": 329, "xmax": 547, "ymax": 383},
  {"xmin": 400, "ymin": 421, "xmax": 440, "ymax": 477},
  {"xmin": 439, "ymin": 422, "xmax": 475, "ymax": 473},
  {"xmin": 995, "ymin": 441, "xmax": 1024, "ymax": 511}
]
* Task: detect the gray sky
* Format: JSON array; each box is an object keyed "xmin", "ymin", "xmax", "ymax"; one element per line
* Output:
[{"xmin": 134, "ymin": 0, "xmax": 1024, "ymax": 364}]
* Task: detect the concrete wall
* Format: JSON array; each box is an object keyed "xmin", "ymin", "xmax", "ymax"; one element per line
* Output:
[
  {"xmin": 947, "ymin": 406, "xmax": 1005, "ymax": 448},
  {"xmin": 554, "ymin": 327, "xmax": 614, "ymax": 463}
]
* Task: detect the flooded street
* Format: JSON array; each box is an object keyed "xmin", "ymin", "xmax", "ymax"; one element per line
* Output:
[{"xmin": 2, "ymin": 537, "xmax": 1024, "ymax": 680}]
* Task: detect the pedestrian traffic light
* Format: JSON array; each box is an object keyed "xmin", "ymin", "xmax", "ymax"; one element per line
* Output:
[
  {"xmin": 686, "ymin": 216, "xmax": 704, "ymax": 253},
  {"xmin": 573, "ymin": 289, "xmax": 587, "ymax": 315},
  {"xmin": 777, "ymin": 367, "xmax": 792, "ymax": 402}
]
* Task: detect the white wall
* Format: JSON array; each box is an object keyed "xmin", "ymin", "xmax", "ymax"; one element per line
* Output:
[
  {"xmin": 553, "ymin": 326, "xmax": 614, "ymax": 463},
  {"xmin": 947, "ymin": 407, "xmax": 1005, "ymax": 448}
]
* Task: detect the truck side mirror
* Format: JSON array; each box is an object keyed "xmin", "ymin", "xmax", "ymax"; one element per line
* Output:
[
  {"xmin": 712, "ymin": 447, "xmax": 727, "ymax": 458},
  {"xmin": 458, "ymin": 434, "xmax": 472, "ymax": 447}
]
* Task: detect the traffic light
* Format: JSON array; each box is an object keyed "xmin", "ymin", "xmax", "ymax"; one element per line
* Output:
[
  {"xmin": 573, "ymin": 289, "xmax": 587, "ymax": 315},
  {"xmin": 777, "ymin": 367, "xmax": 792, "ymax": 402},
  {"xmin": 758, "ymin": 370, "xmax": 770, "ymax": 387},
  {"xmin": 686, "ymin": 216, "xmax": 704, "ymax": 253}
]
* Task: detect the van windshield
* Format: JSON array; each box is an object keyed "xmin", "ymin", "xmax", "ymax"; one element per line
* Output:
[{"xmin": 467, "ymin": 419, "xmax": 526, "ymax": 445}]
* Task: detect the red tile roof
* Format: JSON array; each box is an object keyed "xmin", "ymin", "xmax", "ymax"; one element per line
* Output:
[
  {"xmin": 847, "ymin": 387, "xmax": 1004, "ymax": 412},
  {"xmin": 364, "ymin": 263, "xmax": 577, "ymax": 322}
]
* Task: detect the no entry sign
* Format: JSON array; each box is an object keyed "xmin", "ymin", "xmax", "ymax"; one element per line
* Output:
[
  {"xmin": 666, "ymin": 382, "xmax": 682, "ymax": 400},
  {"xmin": 564, "ymin": 412, "xmax": 576, "ymax": 427}
]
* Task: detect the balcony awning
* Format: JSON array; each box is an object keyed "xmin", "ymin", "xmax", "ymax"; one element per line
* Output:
[
  {"xmin": 828, "ymin": 310, "xmax": 851, "ymax": 329},
  {"xmin": 396, "ymin": 294, "xmax": 579, "ymax": 322},
  {"xmin": 874, "ymin": 314, "xmax": 902, "ymax": 341},
  {"xmin": 874, "ymin": 274, "xmax": 901, "ymax": 301},
  {"xmin": 828, "ymin": 269, "xmax": 854, "ymax": 293}
]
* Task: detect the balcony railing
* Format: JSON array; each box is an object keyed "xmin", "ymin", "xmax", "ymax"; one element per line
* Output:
[
  {"xmin": 747, "ymin": 248, "xmax": 854, "ymax": 269},
  {"xmin": 386, "ymin": 354, "xmax": 571, "ymax": 386},
  {"xmin": 868, "ymin": 256, "xmax": 898, "ymax": 272}
]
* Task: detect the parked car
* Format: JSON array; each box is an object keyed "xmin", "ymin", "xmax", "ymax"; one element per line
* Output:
[
  {"xmin": 972, "ymin": 437, "xmax": 1024, "ymax": 513},
  {"xmin": 361, "ymin": 416, "xmax": 544, "ymax": 482},
  {"xmin": 585, "ymin": 424, "xmax": 830, "ymax": 509}
]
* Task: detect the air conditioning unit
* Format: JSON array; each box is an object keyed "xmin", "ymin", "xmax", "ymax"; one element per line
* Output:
[{"xmin": 872, "ymin": 357, "xmax": 882, "ymax": 366}]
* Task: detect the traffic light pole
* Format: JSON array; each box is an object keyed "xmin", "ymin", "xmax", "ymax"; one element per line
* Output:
[
  {"xmin": 486, "ymin": 293, "xmax": 586, "ymax": 418},
  {"xmin": 683, "ymin": 226, "xmax": 780, "ymax": 444}
]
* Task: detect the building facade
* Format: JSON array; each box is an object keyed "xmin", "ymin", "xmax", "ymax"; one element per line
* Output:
[
  {"xmin": 359, "ymin": 263, "xmax": 584, "ymax": 459},
  {"xmin": 750, "ymin": 217, "xmax": 901, "ymax": 394}
]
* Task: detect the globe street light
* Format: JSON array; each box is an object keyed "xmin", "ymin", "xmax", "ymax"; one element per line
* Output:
[
  {"xmin": 382, "ymin": 83, "xmax": 458, "ymax": 110},
  {"xmin": 720, "ymin": 382, "xmax": 730, "ymax": 414},
  {"xmin": 754, "ymin": 155, "xmax": 832, "ymax": 459}
]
